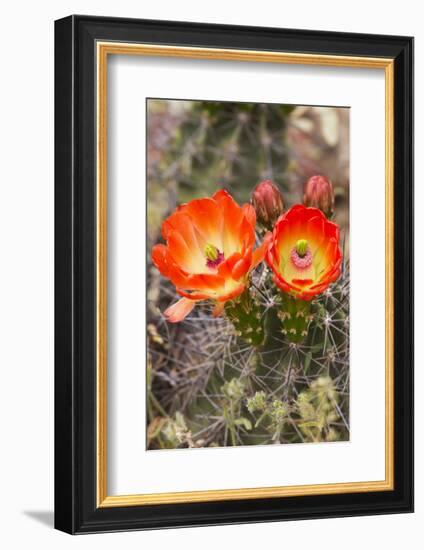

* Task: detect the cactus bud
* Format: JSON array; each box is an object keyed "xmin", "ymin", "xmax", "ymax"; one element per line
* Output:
[
  {"xmin": 251, "ymin": 179, "xmax": 284, "ymax": 230},
  {"xmin": 246, "ymin": 391, "xmax": 267, "ymax": 414},
  {"xmin": 303, "ymin": 175, "xmax": 335, "ymax": 218}
]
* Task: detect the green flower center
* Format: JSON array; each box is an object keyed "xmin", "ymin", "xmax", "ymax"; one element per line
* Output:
[
  {"xmin": 204, "ymin": 243, "xmax": 225, "ymax": 269},
  {"xmin": 204, "ymin": 243, "xmax": 219, "ymax": 261},
  {"xmin": 295, "ymin": 239, "xmax": 308, "ymax": 258}
]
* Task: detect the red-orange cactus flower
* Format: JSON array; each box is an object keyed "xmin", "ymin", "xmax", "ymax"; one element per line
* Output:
[
  {"xmin": 266, "ymin": 204, "xmax": 342, "ymax": 300},
  {"xmin": 152, "ymin": 189, "xmax": 270, "ymax": 322}
]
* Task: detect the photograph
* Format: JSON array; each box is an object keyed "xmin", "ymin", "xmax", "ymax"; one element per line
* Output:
[
  {"xmin": 0, "ymin": 0, "xmax": 418, "ymax": 543},
  {"xmin": 146, "ymin": 98, "xmax": 350, "ymax": 450},
  {"xmin": 51, "ymin": 14, "xmax": 413, "ymax": 534}
]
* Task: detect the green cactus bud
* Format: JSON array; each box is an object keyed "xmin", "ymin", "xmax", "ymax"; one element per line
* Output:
[
  {"xmin": 222, "ymin": 378, "xmax": 245, "ymax": 401},
  {"xmin": 247, "ymin": 391, "xmax": 267, "ymax": 413},
  {"xmin": 270, "ymin": 400, "xmax": 288, "ymax": 423}
]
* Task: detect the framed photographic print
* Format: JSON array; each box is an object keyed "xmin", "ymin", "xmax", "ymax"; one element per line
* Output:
[{"xmin": 54, "ymin": 15, "xmax": 414, "ymax": 534}]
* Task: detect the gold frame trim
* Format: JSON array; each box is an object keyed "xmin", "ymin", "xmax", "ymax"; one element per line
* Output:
[{"xmin": 96, "ymin": 42, "xmax": 395, "ymax": 508}]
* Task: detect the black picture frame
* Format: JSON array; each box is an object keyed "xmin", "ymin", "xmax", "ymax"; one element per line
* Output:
[{"xmin": 55, "ymin": 14, "xmax": 414, "ymax": 534}]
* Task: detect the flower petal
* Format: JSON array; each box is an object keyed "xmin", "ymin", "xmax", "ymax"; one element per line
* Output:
[
  {"xmin": 162, "ymin": 211, "xmax": 206, "ymax": 258},
  {"xmin": 183, "ymin": 197, "xmax": 224, "ymax": 249},
  {"xmin": 216, "ymin": 283, "xmax": 246, "ymax": 302},
  {"xmin": 213, "ymin": 189, "xmax": 247, "ymax": 254},
  {"xmin": 184, "ymin": 272, "xmax": 226, "ymax": 291},
  {"xmin": 164, "ymin": 298, "xmax": 196, "ymax": 323},
  {"xmin": 151, "ymin": 244, "xmax": 171, "ymax": 277},
  {"xmin": 252, "ymin": 232, "xmax": 272, "ymax": 268},
  {"xmin": 166, "ymin": 230, "xmax": 194, "ymax": 270},
  {"xmin": 212, "ymin": 302, "xmax": 225, "ymax": 317},
  {"xmin": 272, "ymin": 274, "xmax": 294, "ymax": 294},
  {"xmin": 291, "ymin": 278, "xmax": 314, "ymax": 287},
  {"xmin": 238, "ymin": 216, "xmax": 256, "ymax": 251},
  {"xmin": 242, "ymin": 203, "xmax": 257, "ymax": 229},
  {"xmin": 231, "ymin": 257, "xmax": 250, "ymax": 281},
  {"xmin": 177, "ymin": 289, "xmax": 212, "ymax": 300}
]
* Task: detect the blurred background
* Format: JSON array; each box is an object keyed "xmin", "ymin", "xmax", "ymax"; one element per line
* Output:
[
  {"xmin": 146, "ymin": 99, "xmax": 350, "ymax": 450},
  {"xmin": 147, "ymin": 99, "xmax": 349, "ymax": 251}
]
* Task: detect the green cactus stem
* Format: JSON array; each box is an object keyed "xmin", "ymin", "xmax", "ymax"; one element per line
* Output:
[
  {"xmin": 154, "ymin": 100, "xmax": 293, "ymax": 206},
  {"xmin": 225, "ymin": 287, "xmax": 265, "ymax": 347},
  {"xmin": 278, "ymin": 292, "xmax": 314, "ymax": 343}
]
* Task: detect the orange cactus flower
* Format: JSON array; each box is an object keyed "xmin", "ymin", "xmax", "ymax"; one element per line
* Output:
[
  {"xmin": 266, "ymin": 204, "xmax": 342, "ymax": 300},
  {"xmin": 152, "ymin": 189, "xmax": 270, "ymax": 322}
]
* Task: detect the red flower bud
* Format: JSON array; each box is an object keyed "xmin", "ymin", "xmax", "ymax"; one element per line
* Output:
[
  {"xmin": 251, "ymin": 180, "xmax": 285, "ymax": 230},
  {"xmin": 303, "ymin": 175, "xmax": 335, "ymax": 218}
]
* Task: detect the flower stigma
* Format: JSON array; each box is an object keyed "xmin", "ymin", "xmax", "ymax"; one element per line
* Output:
[
  {"xmin": 296, "ymin": 239, "xmax": 308, "ymax": 257},
  {"xmin": 291, "ymin": 239, "xmax": 312, "ymax": 269},
  {"xmin": 204, "ymin": 243, "xmax": 224, "ymax": 269}
]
